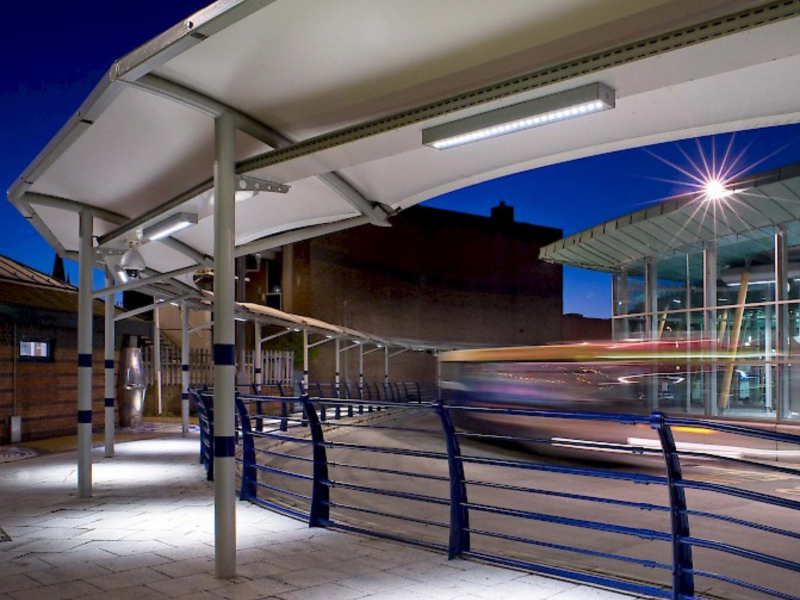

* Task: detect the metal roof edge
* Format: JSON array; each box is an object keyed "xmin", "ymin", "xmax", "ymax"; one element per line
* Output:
[{"xmin": 539, "ymin": 158, "xmax": 800, "ymax": 264}]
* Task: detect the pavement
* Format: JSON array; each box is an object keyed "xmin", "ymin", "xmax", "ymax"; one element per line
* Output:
[{"xmin": 0, "ymin": 427, "xmax": 652, "ymax": 600}]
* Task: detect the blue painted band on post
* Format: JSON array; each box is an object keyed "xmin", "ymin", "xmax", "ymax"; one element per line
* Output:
[
  {"xmin": 214, "ymin": 436, "xmax": 236, "ymax": 457},
  {"xmin": 78, "ymin": 354, "xmax": 92, "ymax": 368},
  {"xmin": 214, "ymin": 344, "xmax": 236, "ymax": 366},
  {"xmin": 182, "ymin": 364, "xmax": 189, "ymax": 371},
  {"xmin": 78, "ymin": 410, "xmax": 93, "ymax": 423},
  {"xmin": 104, "ymin": 359, "xmax": 114, "ymax": 369},
  {"xmin": 182, "ymin": 392, "xmax": 189, "ymax": 400},
  {"xmin": 105, "ymin": 398, "xmax": 114, "ymax": 407},
  {"xmin": 255, "ymin": 368, "xmax": 262, "ymax": 373}
]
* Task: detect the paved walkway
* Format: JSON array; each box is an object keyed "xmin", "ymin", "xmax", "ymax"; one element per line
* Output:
[{"xmin": 0, "ymin": 433, "xmax": 650, "ymax": 600}]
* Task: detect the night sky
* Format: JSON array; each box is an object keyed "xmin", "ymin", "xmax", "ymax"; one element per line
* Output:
[{"xmin": 4, "ymin": 2, "xmax": 800, "ymax": 319}]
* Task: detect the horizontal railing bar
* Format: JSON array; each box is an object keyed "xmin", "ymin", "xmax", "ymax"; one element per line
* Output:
[
  {"xmin": 679, "ymin": 480, "xmax": 800, "ymax": 511},
  {"xmin": 255, "ymin": 447, "xmax": 314, "ymax": 464},
  {"xmin": 463, "ymin": 550, "xmax": 671, "ymax": 599},
  {"xmin": 688, "ymin": 568, "xmax": 800, "ymax": 600},
  {"xmin": 683, "ymin": 536, "xmax": 800, "ymax": 572},
  {"xmin": 316, "ymin": 397, "xmax": 437, "ymax": 409},
  {"xmin": 328, "ymin": 441, "xmax": 449, "ymax": 461},
  {"xmin": 255, "ymin": 481, "xmax": 311, "ymax": 502},
  {"xmin": 329, "ymin": 521, "xmax": 449, "ymax": 554},
  {"xmin": 326, "ymin": 479, "xmax": 450, "ymax": 507},
  {"xmin": 468, "ymin": 479, "xmax": 669, "ymax": 513},
  {"xmin": 684, "ymin": 509, "xmax": 800, "ymax": 541},
  {"xmin": 677, "ymin": 451, "xmax": 800, "ymax": 477},
  {"xmin": 245, "ymin": 496, "xmax": 309, "ymax": 522},
  {"xmin": 665, "ymin": 416, "xmax": 800, "ymax": 445},
  {"xmin": 326, "ymin": 500, "xmax": 449, "ymax": 529},
  {"xmin": 446, "ymin": 404, "xmax": 652, "ymax": 425},
  {"xmin": 254, "ymin": 463, "xmax": 313, "ymax": 482},
  {"xmin": 469, "ymin": 527, "xmax": 671, "ymax": 571},
  {"xmin": 239, "ymin": 394, "xmax": 300, "ymax": 402},
  {"xmin": 465, "ymin": 502, "xmax": 670, "ymax": 542},
  {"xmin": 460, "ymin": 455, "xmax": 667, "ymax": 485},
  {"xmin": 329, "ymin": 460, "xmax": 450, "ymax": 483},
  {"xmin": 253, "ymin": 431, "xmax": 314, "ymax": 444},
  {"xmin": 319, "ymin": 421, "xmax": 443, "ymax": 436}
]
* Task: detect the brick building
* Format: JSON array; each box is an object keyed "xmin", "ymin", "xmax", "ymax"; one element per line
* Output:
[
  {"xmin": 0, "ymin": 255, "xmax": 148, "ymax": 443},
  {"xmin": 247, "ymin": 204, "xmax": 563, "ymax": 384}
]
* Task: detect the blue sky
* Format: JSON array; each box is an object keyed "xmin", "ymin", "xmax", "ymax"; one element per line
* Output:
[{"xmin": 4, "ymin": 2, "xmax": 800, "ymax": 318}]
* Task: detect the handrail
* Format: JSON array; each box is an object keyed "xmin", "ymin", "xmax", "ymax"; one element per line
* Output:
[{"xmin": 212, "ymin": 389, "xmax": 800, "ymax": 600}]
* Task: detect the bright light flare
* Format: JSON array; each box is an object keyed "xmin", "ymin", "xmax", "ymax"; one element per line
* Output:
[{"xmin": 702, "ymin": 178, "xmax": 735, "ymax": 202}]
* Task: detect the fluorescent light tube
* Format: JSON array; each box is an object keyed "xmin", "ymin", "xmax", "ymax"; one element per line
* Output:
[
  {"xmin": 423, "ymin": 83, "xmax": 615, "ymax": 150},
  {"xmin": 144, "ymin": 212, "xmax": 198, "ymax": 241}
]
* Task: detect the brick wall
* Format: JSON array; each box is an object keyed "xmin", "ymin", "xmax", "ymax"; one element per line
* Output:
[
  {"xmin": 259, "ymin": 205, "xmax": 563, "ymax": 384},
  {"xmin": 0, "ymin": 322, "xmax": 116, "ymax": 444}
]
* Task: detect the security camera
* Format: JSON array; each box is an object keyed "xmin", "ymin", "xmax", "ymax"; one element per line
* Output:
[{"xmin": 120, "ymin": 245, "xmax": 146, "ymax": 280}]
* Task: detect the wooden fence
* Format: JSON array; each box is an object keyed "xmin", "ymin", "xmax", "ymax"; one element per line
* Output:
[{"xmin": 143, "ymin": 344, "xmax": 294, "ymax": 387}]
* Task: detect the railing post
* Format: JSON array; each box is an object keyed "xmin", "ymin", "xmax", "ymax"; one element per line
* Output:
[
  {"xmin": 301, "ymin": 395, "xmax": 330, "ymax": 527},
  {"xmin": 436, "ymin": 403, "xmax": 470, "ymax": 559},
  {"xmin": 651, "ymin": 412, "xmax": 694, "ymax": 600},
  {"xmin": 235, "ymin": 396, "xmax": 257, "ymax": 501}
]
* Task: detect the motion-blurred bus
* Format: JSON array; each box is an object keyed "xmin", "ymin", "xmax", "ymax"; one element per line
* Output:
[{"xmin": 439, "ymin": 340, "xmax": 800, "ymax": 462}]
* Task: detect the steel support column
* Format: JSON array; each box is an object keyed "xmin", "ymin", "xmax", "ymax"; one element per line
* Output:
[
  {"xmin": 154, "ymin": 301, "xmax": 162, "ymax": 415},
  {"xmin": 104, "ymin": 271, "xmax": 115, "ymax": 458},
  {"xmin": 703, "ymin": 242, "xmax": 718, "ymax": 416},
  {"xmin": 359, "ymin": 344, "xmax": 364, "ymax": 400},
  {"xmin": 775, "ymin": 226, "xmax": 790, "ymax": 419},
  {"xmin": 181, "ymin": 302, "xmax": 190, "ymax": 437},
  {"xmin": 384, "ymin": 346, "xmax": 389, "ymax": 388},
  {"xmin": 645, "ymin": 257, "xmax": 658, "ymax": 340},
  {"xmin": 253, "ymin": 321, "xmax": 262, "ymax": 391},
  {"xmin": 335, "ymin": 338, "xmax": 341, "ymax": 398},
  {"xmin": 213, "ymin": 111, "xmax": 237, "ymax": 579},
  {"xmin": 302, "ymin": 328, "xmax": 309, "ymax": 394},
  {"xmin": 77, "ymin": 210, "xmax": 94, "ymax": 497},
  {"xmin": 619, "ymin": 267, "xmax": 629, "ymax": 339}
]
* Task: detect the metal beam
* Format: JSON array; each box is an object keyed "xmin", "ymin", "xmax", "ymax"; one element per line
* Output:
[
  {"xmin": 93, "ymin": 264, "xmax": 200, "ymax": 297},
  {"xmin": 114, "ymin": 299, "xmax": 167, "ymax": 322},
  {"xmin": 235, "ymin": 216, "xmax": 371, "ymax": 258}
]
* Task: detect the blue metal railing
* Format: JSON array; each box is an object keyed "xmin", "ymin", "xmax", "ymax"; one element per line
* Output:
[
  {"xmin": 219, "ymin": 392, "xmax": 800, "ymax": 600},
  {"xmin": 189, "ymin": 386, "xmax": 214, "ymax": 481}
]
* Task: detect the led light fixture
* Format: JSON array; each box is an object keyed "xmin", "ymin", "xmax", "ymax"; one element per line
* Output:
[
  {"xmin": 422, "ymin": 83, "xmax": 615, "ymax": 150},
  {"xmin": 143, "ymin": 212, "xmax": 198, "ymax": 241}
]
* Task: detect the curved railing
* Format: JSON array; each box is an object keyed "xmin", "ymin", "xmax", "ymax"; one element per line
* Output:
[{"xmin": 206, "ymin": 391, "xmax": 800, "ymax": 600}]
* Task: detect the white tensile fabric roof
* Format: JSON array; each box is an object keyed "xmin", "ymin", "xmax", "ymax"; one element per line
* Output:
[{"xmin": 8, "ymin": 0, "xmax": 800, "ymax": 298}]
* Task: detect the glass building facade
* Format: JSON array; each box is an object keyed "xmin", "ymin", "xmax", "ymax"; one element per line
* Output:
[{"xmin": 541, "ymin": 163, "xmax": 800, "ymax": 424}]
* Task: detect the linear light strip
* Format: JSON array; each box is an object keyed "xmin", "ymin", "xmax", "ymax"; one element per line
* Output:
[
  {"xmin": 144, "ymin": 212, "xmax": 198, "ymax": 241},
  {"xmin": 422, "ymin": 82, "xmax": 615, "ymax": 150}
]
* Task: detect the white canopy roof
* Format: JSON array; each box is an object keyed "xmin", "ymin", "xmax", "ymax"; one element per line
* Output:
[{"xmin": 8, "ymin": 0, "xmax": 800, "ymax": 297}]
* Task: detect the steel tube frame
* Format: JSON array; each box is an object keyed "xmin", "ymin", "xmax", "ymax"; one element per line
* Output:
[
  {"xmin": 775, "ymin": 226, "xmax": 790, "ymax": 419},
  {"xmin": 154, "ymin": 301, "xmax": 163, "ymax": 415},
  {"xmin": 303, "ymin": 329, "xmax": 309, "ymax": 394},
  {"xmin": 181, "ymin": 302, "xmax": 190, "ymax": 437},
  {"xmin": 114, "ymin": 299, "xmax": 167, "ymax": 322},
  {"xmin": 703, "ymin": 242, "xmax": 718, "ymax": 417},
  {"xmin": 104, "ymin": 271, "xmax": 115, "ymax": 458},
  {"xmin": 253, "ymin": 321, "xmax": 262, "ymax": 391},
  {"xmin": 77, "ymin": 210, "xmax": 94, "ymax": 497},
  {"xmin": 645, "ymin": 257, "xmax": 658, "ymax": 340},
  {"xmin": 335, "ymin": 337, "xmax": 341, "ymax": 399},
  {"xmin": 213, "ymin": 111, "xmax": 237, "ymax": 579}
]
